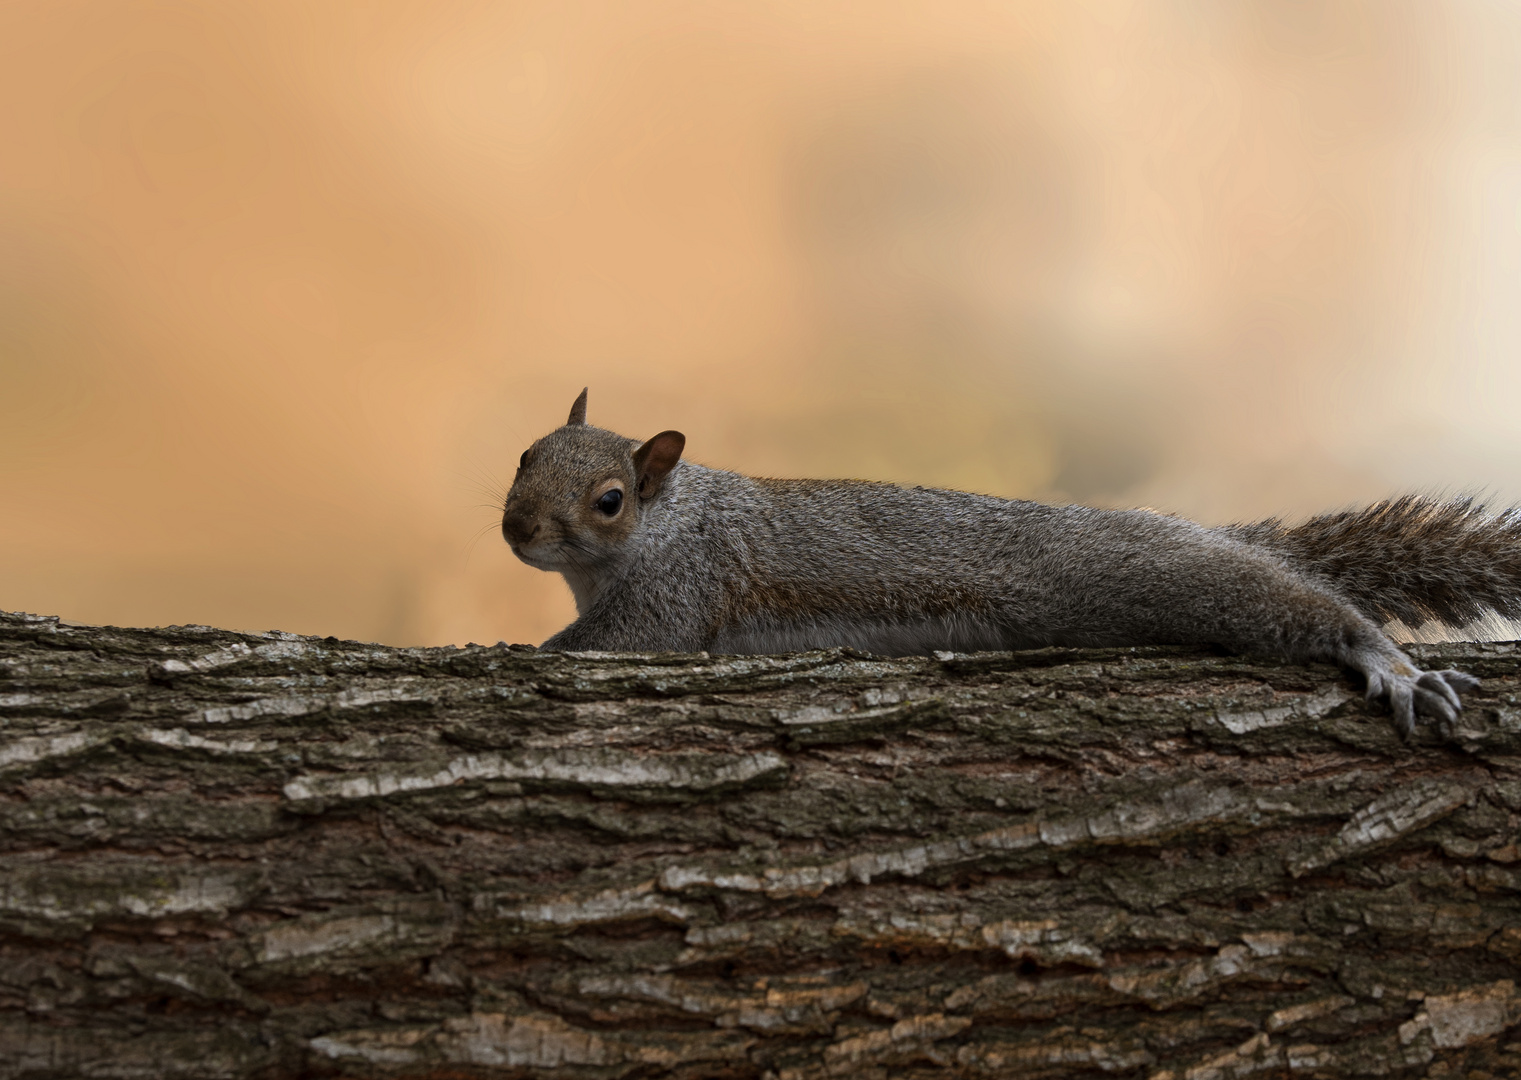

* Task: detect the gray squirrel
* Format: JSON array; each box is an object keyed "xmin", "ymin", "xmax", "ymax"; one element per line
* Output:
[{"xmin": 502, "ymin": 389, "xmax": 1521, "ymax": 737}]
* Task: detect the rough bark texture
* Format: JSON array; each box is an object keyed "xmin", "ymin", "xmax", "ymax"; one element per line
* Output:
[{"xmin": 3, "ymin": 610, "xmax": 1521, "ymax": 1079}]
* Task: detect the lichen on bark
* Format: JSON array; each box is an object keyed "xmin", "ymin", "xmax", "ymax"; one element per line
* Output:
[{"xmin": 2, "ymin": 610, "xmax": 1521, "ymax": 1078}]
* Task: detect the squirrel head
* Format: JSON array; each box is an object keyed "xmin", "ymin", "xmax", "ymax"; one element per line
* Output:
[{"xmin": 501, "ymin": 388, "xmax": 686, "ymax": 573}]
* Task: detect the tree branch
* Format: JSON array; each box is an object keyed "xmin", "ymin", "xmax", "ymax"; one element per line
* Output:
[{"xmin": 2, "ymin": 611, "xmax": 1520, "ymax": 1078}]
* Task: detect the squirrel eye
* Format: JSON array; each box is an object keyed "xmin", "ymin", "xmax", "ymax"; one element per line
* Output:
[
  {"xmin": 595, "ymin": 489, "xmax": 623, "ymax": 516},
  {"xmin": 519, "ymin": 451, "xmax": 528, "ymax": 469}
]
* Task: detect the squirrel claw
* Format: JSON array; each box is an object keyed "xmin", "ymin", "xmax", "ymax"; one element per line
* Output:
[
  {"xmin": 1413, "ymin": 684, "xmax": 1458, "ymax": 729},
  {"xmin": 1418, "ymin": 669, "xmax": 1464, "ymax": 713},
  {"xmin": 1435, "ymin": 669, "xmax": 1481, "ymax": 694},
  {"xmin": 1358, "ymin": 655, "xmax": 1478, "ymax": 740},
  {"xmin": 1385, "ymin": 680, "xmax": 1418, "ymax": 741}
]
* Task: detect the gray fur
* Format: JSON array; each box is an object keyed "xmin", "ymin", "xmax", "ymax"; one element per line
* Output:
[
  {"xmin": 503, "ymin": 398, "xmax": 1504, "ymax": 738},
  {"xmin": 1220, "ymin": 495, "xmax": 1521, "ymax": 629}
]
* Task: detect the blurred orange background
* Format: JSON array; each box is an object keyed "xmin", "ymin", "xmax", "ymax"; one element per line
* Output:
[{"xmin": 3, "ymin": 2, "xmax": 1520, "ymax": 647}]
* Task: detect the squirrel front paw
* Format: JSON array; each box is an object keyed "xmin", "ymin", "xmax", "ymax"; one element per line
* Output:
[{"xmin": 1359, "ymin": 650, "xmax": 1481, "ymax": 739}]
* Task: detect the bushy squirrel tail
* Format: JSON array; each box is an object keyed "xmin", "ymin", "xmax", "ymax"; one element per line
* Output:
[{"xmin": 1221, "ymin": 495, "xmax": 1521, "ymax": 631}]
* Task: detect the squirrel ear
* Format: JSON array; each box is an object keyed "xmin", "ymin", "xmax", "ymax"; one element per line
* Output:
[
  {"xmin": 632, "ymin": 430, "xmax": 685, "ymax": 498},
  {"xmin": 567, "ymin": 388, "xmax": 588, "ymax": 426}
]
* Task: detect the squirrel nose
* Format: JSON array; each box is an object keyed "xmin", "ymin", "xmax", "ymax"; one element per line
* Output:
[{"xmin": 502, "ymin": 511, "xmax": 541, "ymax": 546}]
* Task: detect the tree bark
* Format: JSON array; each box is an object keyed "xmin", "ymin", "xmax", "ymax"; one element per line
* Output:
[{"xmin": 2, "ymin": 610, "xmax": 1521, "ymax": 1079}]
